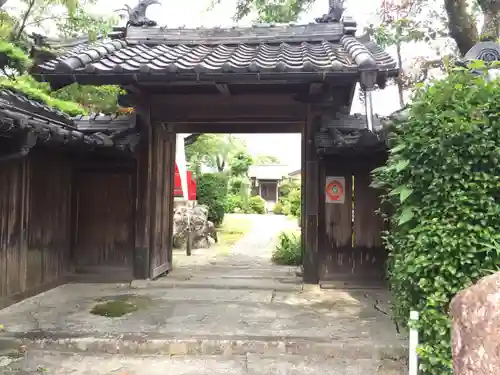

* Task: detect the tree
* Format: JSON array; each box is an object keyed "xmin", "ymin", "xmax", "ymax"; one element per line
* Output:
[
  {"xmin": 229, "ymin": 150, "xmax": 253, "ymax": 176},
  {"xmin": 254, "ymin": 154, "xmax": 281, "ymax": 164},
  {"xmin": 216, "ymin": 0, "xmax": 499, "ymax": 91},
  {"xmin": 185, "ymin": 134, "xmax": 247, "ymax": 174},
  {"xmin": 0, "ymin": 0, "xmax": 121, "ymax": 115}
]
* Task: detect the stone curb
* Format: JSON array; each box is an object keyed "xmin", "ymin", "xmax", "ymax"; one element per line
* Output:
[
  {"xmin": 129, "ymin": 281, "xmax": 304, "ymax": 292},
  {"xmin": 0, "ymin": 334, "xmax": 408, "ymax": 360}
]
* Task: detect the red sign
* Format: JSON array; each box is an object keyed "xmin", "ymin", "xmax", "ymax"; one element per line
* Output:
[
  {"xmin": 174, "ymin": 164, "xmax": 196, "ymax": 200},
  {"xmin": 325, "ymin": 176, "xmax": 345, "ymax": 204}
]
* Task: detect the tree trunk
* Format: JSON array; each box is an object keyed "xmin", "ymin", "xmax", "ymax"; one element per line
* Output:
[
  {"xmin": 444, "ymin": 0, "xmax": 500, "ymax": 55},
  {"xmin": 478, "ymin": 0, "xmax": 500, "ymax": 40},
  {"xmin": 395, "ymin": 41, "xmax": 405, "ymax": 107}
]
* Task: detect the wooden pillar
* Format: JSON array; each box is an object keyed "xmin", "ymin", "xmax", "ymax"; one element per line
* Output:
[
  {"xmin": 134, "ymin": 112, "xmax": 153, "ymax": 279},
  {"xmin": 302, "ymin": 106, "xmax": 320, "ymax": 284}
]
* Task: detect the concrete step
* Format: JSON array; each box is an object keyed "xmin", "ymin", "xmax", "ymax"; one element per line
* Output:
[
  {"xmin": 130, "ymin": 277, "xmax": 303, "ymax": 291},
  {"xmin": 2, "ymin": 350, "xmax": 407, "ymax": 375},
  {"xmin": 0, "ymin": 332, "xmax": 407, "ymax": 360}
]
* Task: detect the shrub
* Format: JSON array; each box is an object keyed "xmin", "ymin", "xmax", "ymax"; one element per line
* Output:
[
  {"xmin": 197, "ymin": 173, "xmax": 228, "ymax": 226},
  {"xmin": 228, "ymin": 176, "xmax": 247, "ymax": 195},
  {"xmin": 225, "ymin": 194, "xmax": 244, "ymax": 213},
  {"xmin": 372, "ymin": 63, "xmax": 500, "ymax": 375},
  {"xmin": 248, "ymin": 195, "xmax": 265, "ymax": 214},
  {"xmin": 272, "ymin": 231, "xmax": 302, "ymax": 265},
  {"xmin": 279, "ymin": 179, "xmax": 300, "ymax": 197},
  {"xmin": 273, "ymin": 201, "xmax": 283, "ymax": 214},
  {"xmin": 281, "ymin": 188, "xmax": 301, "ymax": 217}
]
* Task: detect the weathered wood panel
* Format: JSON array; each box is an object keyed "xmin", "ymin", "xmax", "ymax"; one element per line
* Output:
[
  {"xmin": 73, "ymin": 171, "xmax": 134, "ymax": 269},
  {"xmin": 147, "ymin": 94, "xmax": 307, "ymax": 123},
  {"xmin": 1, "ymin": 150, "xmax": 72, "ymax": 304},
  {"xmin": 354, "ymin": 172, "xmax": 384, "ymax": 249},
  {"xmin": 319, "ymin": 153, "xmax": 387, "ymax": 282},
  {"xmin": 149, "ymin": 126, "xmax": 175, "ymax": 279},
  {"xmin": 0, "ymin": 160, "xmax": 24, "ymax": 297},
  {"xmin": 27, "ymin": 152, "xmax": 72, "ymax": 289},
  {"xmin": 134, "ymin": 112, "xmax": 175, "ymax": 279},
  {"xmin": 302, "ymin": 106, "xmax": 320, "ymax": 284}
]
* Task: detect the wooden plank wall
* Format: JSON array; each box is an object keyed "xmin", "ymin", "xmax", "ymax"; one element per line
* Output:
[
  {"xmin": 72, "ymin": 171, "xmax": 134, "ymax": 271},
  {"xmin": 318, "ymin": 153, "xmax": 387, "ymax": 282},
  {"xmin": 0, "ymin": 159, "xmax": 25, "ymax": 298},
  {"xmin": 0, "ymin": 150, "xmax": 71, "ymax": 304},
  {"xmin": 27, "ymin": 152, "xmax": 72, "ymax": 288}
]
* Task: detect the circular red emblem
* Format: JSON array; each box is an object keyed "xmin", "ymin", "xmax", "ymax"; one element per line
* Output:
[{"xmin": 326, "ymin": 180, "xmax": 344, "ymax": 201}]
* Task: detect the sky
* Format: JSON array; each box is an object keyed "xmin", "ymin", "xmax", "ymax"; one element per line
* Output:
[{"xmin": 7, "ymin": 0, "xmax": 422, "ymax": 171}]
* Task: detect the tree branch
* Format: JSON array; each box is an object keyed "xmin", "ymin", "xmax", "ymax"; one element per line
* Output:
[
  {"xmin": 15, "ymin": 0, "xmax": 36, "ymax": 41},
  {"xmin": 443, "ymin": 0, "xmax": 478, "ymax": 55}
]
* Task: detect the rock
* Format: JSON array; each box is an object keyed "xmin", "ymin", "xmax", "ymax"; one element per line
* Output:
[
  {"xmin": 450, "ymin": 271, "xmax": 500, "ymax": 375},
  {"xmin": 173, "ymin": 204, "xmax": 217, "ymax": 249}
]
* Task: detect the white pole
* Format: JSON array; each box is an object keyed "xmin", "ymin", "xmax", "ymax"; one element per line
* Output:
[{"xmin": 409, "ymin": 310, "xmax": 419, "ymax": 375}]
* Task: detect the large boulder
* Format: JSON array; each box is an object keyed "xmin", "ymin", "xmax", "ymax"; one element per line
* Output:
[
  {"xmin": 173, "ymin": 204, "xmax": 217, "ymax": 249},
  {"xmin": 450, "ymin": 271, "xmax": 500, "ymax": 375}
]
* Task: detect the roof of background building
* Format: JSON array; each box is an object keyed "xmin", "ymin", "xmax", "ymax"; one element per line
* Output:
[{"xmin": 248, "ymin": 164, "xmax": 288, "ymax": 180}]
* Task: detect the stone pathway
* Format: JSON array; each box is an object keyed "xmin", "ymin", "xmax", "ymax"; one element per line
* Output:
[{"xmin": 0, "ymin": 214, "xmax": 406, "ymax": 374}]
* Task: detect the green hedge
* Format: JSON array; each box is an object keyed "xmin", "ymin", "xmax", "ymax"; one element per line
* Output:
[
  {"xmin": 372, "ymin": 63, "xmax": 500, "ymax": 375},
  {"xmin": 197, "ymin": 172, "xmax": 228, "ymax": 226}
]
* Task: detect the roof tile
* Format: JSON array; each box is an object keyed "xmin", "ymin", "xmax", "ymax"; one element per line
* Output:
[{"xmin": 32, "ymin": 24, "xmax": 398, "ymax": 87}]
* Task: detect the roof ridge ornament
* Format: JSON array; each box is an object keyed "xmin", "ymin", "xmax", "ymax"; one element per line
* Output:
[
  {"xmin": 315, "ymin": 0, "xmax": 344, "ymax": 23},
  {"xmin": 116, "ymin": 0, "xmax": 161, "ymax": 27}
]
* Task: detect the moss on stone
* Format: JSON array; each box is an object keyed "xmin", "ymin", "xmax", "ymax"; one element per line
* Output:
[{"xmin": 90, "ymin": 295, "xmax": 152, "ymax": 318}]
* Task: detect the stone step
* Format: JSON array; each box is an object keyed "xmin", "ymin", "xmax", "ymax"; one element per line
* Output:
[
  {"xmin": 0, "ymin": 333, "xmax": 407, "ymax": 360},
  {"xmin": 130, "ymin": 278, "xmax": 303, "ymax": 291},
  {"xmin": 2, "ymin": 350, "xmax": 407, "ymax": 375}
]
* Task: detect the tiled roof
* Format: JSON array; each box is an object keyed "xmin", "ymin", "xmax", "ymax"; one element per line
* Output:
[
  {"xmin": 31, "ymin": 23, "xmax": 398, "ymax": 88},
  {"xmin": 248, "ymin": 164, "xmax": 288, "ymax": 180},
  {"xmin": 314, "ymin": 113, "xmax": 386, "ymax": 154},
  {"xmin": 0, "ymin": 90, "xmax": 138, "ymax": 152}
]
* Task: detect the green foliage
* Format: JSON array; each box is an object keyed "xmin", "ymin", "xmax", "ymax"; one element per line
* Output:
[
  {"xmin": 225, "ymin": 194, "xmax": 245, "ymax": 213},
  {"xmin": 281, "ymin": 187, "xmax": 301, "ymax": 217},
  {"xmin": 273, "ymin": 201, "xmax": 283, "ymax": 214},
  {"xmin": 0, "ymin": 40, "xmax": 31, "ymax": 72},
  {"xmin": 51, "ymin": 84, "xmax": 123, "ymax": 114},
  {"xmin": 197, "ymin": 173, "xmax": 228, "ymax": 226},
  {"xmin": 229, "ymin": 150, "xmax": 253, "ymax": 176},
  {"xmin": 372, "ymin": 63, "xmax": 500, "ymax": 375},
  {"xmin": 186, "ymin": 134, "xmax": 247, "ymax": 173},
  {"xmin": 209, "ymin": 0, "xmax": 314, "ymax": 22},
  {"xmin": 228, "ymin": 176, "xmax": 247, "ymax": 195},
  {"xmin": 248, "ymin": 195, "xmax": 265, "ymax": 214},
  {"xmin": 0, "ymin": 75, "xmax": 86, "ymax": 116},
  {"xmin": 272, "ymin": 230, "xmax": 301, "ymax": 265},
  {"xmin": 0, "ymin": 0, "xmax": 120, "ymax": 115},
  {"xmin": 254, "ymin": 154, "xmax": 281, "ymax": 164},
  {"xmin": 279, "ymin": 179, "xmax": 300, "ymax": 197}
]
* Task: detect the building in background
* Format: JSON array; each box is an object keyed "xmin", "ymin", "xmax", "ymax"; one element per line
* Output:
[
  {"xmin": 248, "ymin": 164, "xmax": 288, "ymax": 212},
  {"xmin": 287, "ymin": 169, "xmax": 301, "ymax": 181}
]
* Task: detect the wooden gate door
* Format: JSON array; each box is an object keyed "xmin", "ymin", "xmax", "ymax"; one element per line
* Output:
[
  {"xmin": 319, "ymin": 153, "xmax": 387, "ymax": 283},
  {"xmin": 72, "ymin": 171, "xmax": 135, "ymax": 276},
  {"xmin": 148, "ymin": 127, "xmax": 176, "ymax": 279}
]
